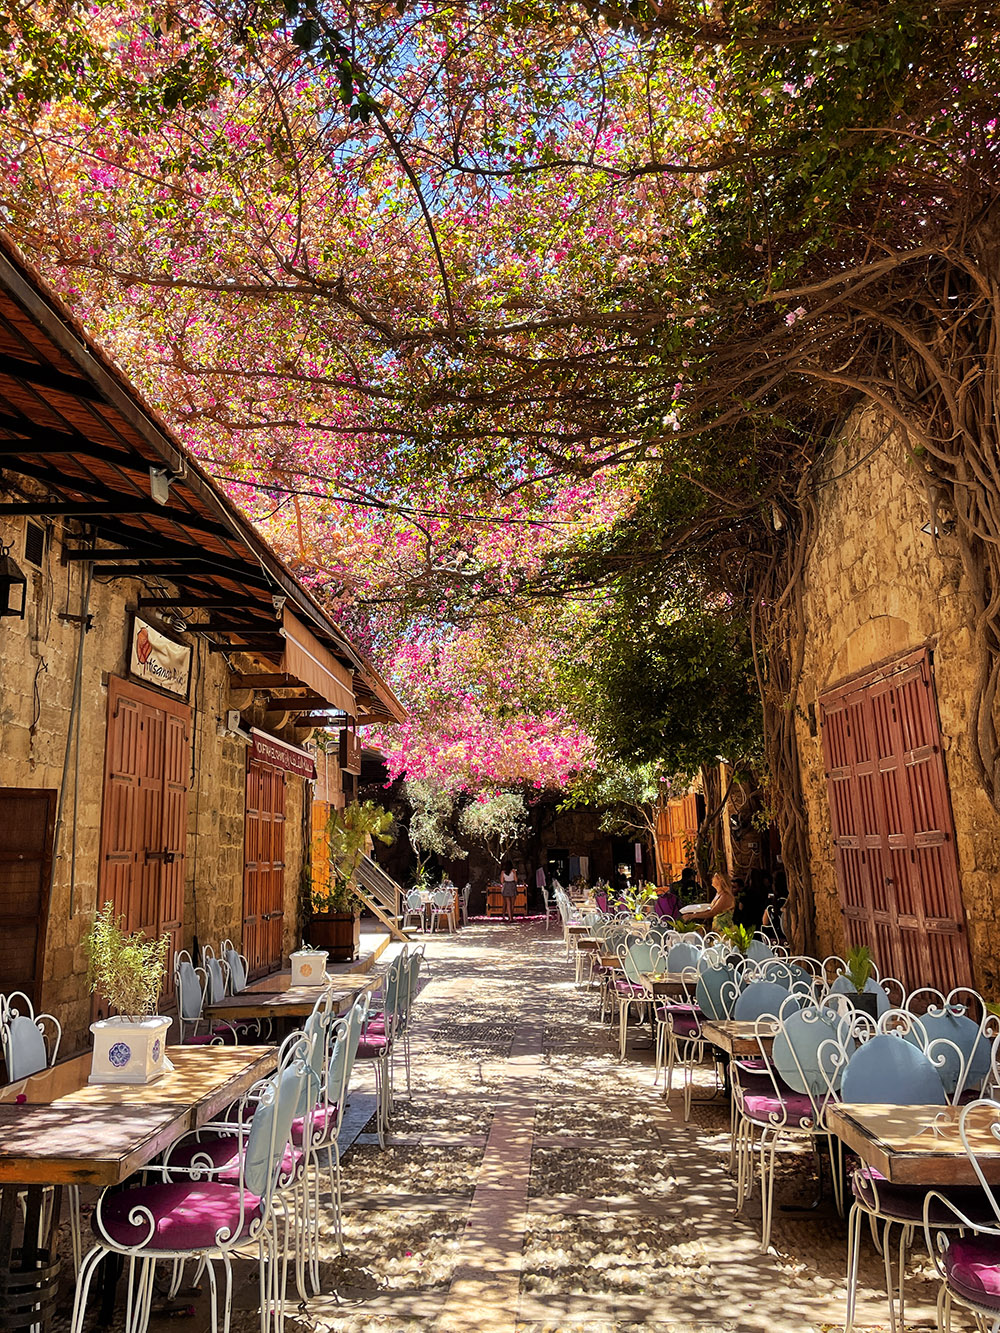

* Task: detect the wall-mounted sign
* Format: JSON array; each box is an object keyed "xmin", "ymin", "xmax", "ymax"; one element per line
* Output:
[
  {"xmin": 129, "ymin": 617, "xmax": 191, "ymax": 698},
  {"xmin": 251, "ymin": 727, "xmax": 317, "ymax": 779},
  {"xmin": 339, "ymin": 720, "xmax": 362, "ymax": 775}
]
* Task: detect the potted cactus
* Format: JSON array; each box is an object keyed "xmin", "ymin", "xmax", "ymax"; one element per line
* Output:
[{"xmin": 86, "ymin": 903, "xmax": 171, "ymax": 1085}]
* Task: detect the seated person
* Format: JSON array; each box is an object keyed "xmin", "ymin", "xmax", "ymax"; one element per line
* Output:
[
  {"xmin": 653, "ymin": 886, "xmax": 680, "ymax": 919},
  {"xmin": 680, "ymin": 871, "xmax": 736, "ymax": 930}
]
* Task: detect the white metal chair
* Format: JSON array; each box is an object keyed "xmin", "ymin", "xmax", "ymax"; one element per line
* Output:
[
  {"xmin": 430, "ymin": 889, "xmax": 455, "ymax": 934},
  {"xmin": 402, "ymin": 889, "xmax": 425, "ymax": 933},
  {"xmin": 73, "ymin": 1031, "xmax": 311, "ymax": 1333},
  {"xmin": 0, "ymin": 992, "xmax": 81, "ymax": 1273}
]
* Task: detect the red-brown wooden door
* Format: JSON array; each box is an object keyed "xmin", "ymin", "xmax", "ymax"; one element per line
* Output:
[
  {"xmin": 98, "ymin": 677, "xmax": 190, "ymax": 1007},
  {"xmin": 819, "ymin": 650, "xmax": 972, "ymax": 991},
  {"xmin": 242, "ymin": 759, "xmax": 286, "ymax": 977},
  {"xmin": 0, "ymin": 788, "xmax": 55, "ymax": 1006}
]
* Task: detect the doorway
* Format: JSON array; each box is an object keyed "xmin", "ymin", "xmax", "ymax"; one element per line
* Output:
[
  {"xmin": 819, "ymin": 648, "xmax": 972, "ymax": 992},
  {"xmin": 97, "ymin": 677, "xmax": 190, "ymax": 1006},
  {"xmin": 242, "ymin": 758, "xmax": 286, "ymax": 977},
  {"xmin": 0, "ymin": 788, "xmax": 55, "ymax": 1006}
]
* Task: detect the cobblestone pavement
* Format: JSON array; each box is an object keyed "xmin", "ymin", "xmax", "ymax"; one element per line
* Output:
[{"xmin": 69, "ymin": 921, "xmax": 971, "ymax": 1332}]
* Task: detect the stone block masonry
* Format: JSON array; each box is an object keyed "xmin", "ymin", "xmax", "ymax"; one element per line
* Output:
[
  {"xmin": 794, "ymin": 409, "xmax": 1000, "ymax": 989},
  {"xmin": 0, "ymin": 505, "xmax": 310, "ymax": 1048}
]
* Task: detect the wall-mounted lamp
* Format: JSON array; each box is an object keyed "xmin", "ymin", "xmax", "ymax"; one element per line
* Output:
[
  {"xmin": 0, "ymin": 542, "xmax": 27, "ymax": 618},
  {"xmin": 149, "ymin": 467, "xmax": 173, "ymax": 506}
]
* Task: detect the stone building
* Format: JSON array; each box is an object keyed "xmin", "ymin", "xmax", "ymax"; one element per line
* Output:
[
  {"xmin": 0, "ymin": 237, "xmax": 404, "ymax": 1051},
  {"xmin": 792, "ymin": 407, "xmax": 999, "ymax": 992}
]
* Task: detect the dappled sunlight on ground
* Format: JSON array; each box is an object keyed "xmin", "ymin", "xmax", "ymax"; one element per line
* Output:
[{"xmin": 59, "ymin": 919, "xmax": 973, "ymax": 1332}]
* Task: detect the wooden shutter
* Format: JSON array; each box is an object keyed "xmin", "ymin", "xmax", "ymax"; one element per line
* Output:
[
  {"xmin": 0, "ymin": 788, "xmax": 55, "ymax": 1005},
  {"xmin": 98, "ymin": 677, "xmax": 190, "ymax": 1008},
  {"xmin": 819, "ymin": 650, "xmax": 972, "ymax": 991},
  {"xmin": 242, "ymin": 758, "xmax": 286, "ymax": 976}
]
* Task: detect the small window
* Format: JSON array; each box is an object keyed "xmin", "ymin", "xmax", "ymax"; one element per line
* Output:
[{"xmin": 23, "ymin": 520, "xmax": 46, "ymax": 568}]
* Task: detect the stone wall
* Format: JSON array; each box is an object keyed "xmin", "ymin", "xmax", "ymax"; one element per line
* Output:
[
  {"xmin": 794, "ymin": 409, "xmax": 1000, "ymax": 989},
  {"xmin": 0, "ymin": 508, "xmax": 310, "ymax": 1049}
]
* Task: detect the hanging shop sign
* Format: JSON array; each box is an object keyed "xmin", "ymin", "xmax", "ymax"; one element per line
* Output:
[
  {"xmin": 250, "ymin": 727, "xmax": 317, "ymax": 779},
  {"xmin": 129, "ymin": 617, "xmax": 191, "ymax": 698},
  {"xmin": 339, "ymin": 719, "xmax": 362, "ymax": 775}
]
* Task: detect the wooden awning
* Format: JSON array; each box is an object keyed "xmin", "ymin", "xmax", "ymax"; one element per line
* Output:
[
  {"xmin": 281, "ymin": 608, "xmax": 355, "ymax": 714},
  {"xmin": 0, "ymin": 234, "xmax": 407, "ymax": 726}
]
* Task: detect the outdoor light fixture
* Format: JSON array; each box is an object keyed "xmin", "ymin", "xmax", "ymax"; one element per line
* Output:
[
  {"xmin": 0, "ymin": 542, "xmax": 27, "ymax": 618},
  {"xmin": 149, "ymin": 466, "xmax": 173, "ymax": 506}
]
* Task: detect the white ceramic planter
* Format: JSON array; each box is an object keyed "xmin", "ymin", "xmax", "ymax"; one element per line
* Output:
[
  {"xmin": 290, "ymin": 949, "xmax": 329, "ymax": 986},
  {"xmin": 89, "ymin": 1015, "xmax": 172, "ymax": 1085}
]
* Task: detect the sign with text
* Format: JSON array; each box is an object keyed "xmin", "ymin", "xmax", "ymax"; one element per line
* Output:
[
  {"xmin": 129, "ymin": 617, "xmax": 191, "ymax": 698},
  {"xmin": 251, "ymin": 727, "xmax": 317, "ymax": 779}
]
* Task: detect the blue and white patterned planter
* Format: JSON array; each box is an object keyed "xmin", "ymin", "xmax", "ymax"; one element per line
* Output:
[{"xmin": 89, "ymin": 1016, "xmax": 172, "ymax": 1085}]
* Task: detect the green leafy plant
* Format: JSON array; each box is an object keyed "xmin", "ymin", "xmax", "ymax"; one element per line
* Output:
[
  {"xmin": 845, "ymin": 945, "xmax": 874, "ymax": 993},
  {"xmin": 720, "ymin": 922, "xmax": 753, "ymax": 956},
  {"xmin": 619, "ymin": 880, "xmax": 658, "ymax": 921},
  {"xmin": 313, "ymin": 801, "xmax": 395, "ymax": 915},
  {"xmin": 673, "ymin": 918, "xmax": 705, "ymax": 935},
  {"xmin": 85, "ymin": 903, "xmax": 169, "ymax": 1021}
]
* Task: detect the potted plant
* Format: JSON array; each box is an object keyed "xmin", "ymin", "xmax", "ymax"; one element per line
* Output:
[
  {"xmin": 719, "ymin": 921, "xmax": 753, "ymax": 962},
  {"xmin": 307, "ymin": 801, "xmax": 394, "ymax": 962},
  {"xmin": 86, "ymin": 903, "xmax": 171, "ymax": 1085},
  {"xmin": 289, "ymin": 943, "xmax": 329, "ymax": 985},
  {"xmin": 621, "ymin": 880, "xmax": 658, "ymax": 921},
  {"xmin": 842, "ymin": 945, "xmax": 880, "ymax": 1019}
]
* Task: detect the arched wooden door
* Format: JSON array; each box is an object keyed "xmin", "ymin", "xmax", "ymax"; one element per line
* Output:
[{"xmin": 819, "ymin": 649, "xmax": 972, "ymax": 991}]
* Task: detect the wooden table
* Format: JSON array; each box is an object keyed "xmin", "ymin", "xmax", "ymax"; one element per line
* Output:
[
  {"xmin": 640, "ymin": 972, "xmax": 692, "ymax": 997},
  {"xmin": 0, "ymin": 1045, "xmax": 279, "ymax": 1328},
  {"xmin": 827, "ymin": 1102, "xmax": 1000, "ymax": 1187},
  {"xmin": 700, "ymin": 1019, "xmax": 778, "ymax": 1058},
  {"xmin": 206, "ymin": 980, "xmax": 374, "ymax": 1023},
  {"xmin": 246, "ymin": 969, "xmax": 376, "ymax": 995}
]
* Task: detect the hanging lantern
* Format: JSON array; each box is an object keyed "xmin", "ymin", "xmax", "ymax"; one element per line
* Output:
[{"xmin": 0, "ymin": 543, "xmax": 27, "ymax": 618}]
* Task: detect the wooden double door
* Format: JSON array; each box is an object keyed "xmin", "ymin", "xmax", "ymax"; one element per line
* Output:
[
  {"xmin": 820, "ymin": 649, "xmax": 972, "ymax": 992},
  {"xmin": 242, "ymin": 758, "xmax": 286, "ymax": 977},
  {"xmin": 98, "ymin": 677, "xmax": 190, "ymax": 1006}
]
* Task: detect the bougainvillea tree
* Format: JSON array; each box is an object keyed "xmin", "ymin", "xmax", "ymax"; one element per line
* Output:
[{"xmin": 6, "ymin": 0, "xmax": 1000, "ymax": 948}]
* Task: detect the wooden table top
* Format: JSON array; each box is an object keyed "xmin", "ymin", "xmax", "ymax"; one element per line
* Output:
[
  {"xmin": 827, "ymin": 1102, "xmax": 1000, "ymax": 1187},
  {"xmin": 0, "ymin": 1103, "xmax": 191, "ymax": 1187},
  {"xmin": 0, "ymin": 1046, "xmax": 278, "ymax": 1186},
  {"xmin": 245, "ymin": 969, "xmax": 377, "ymax": 995},
  {"xmin": 700, "ymin": 1019, "xmax": 778, "ymax": 1056},
  {"xmin": 206, "ymin": 982, "xmax": 373, "ymax": 1021},
  {"xmin": 640, "ymin": 972, "xmax": 691, "ymax": 996},
  {"xmin": 567, "ymin": 923, "xmax": 590, "ymax": 935},
  {"xmin": 598, "ymin": 955, "xmax": 623, "ymax": 970},
  {"xmin": 576, "ymin": 938, "xmax": 602, "ymax": 952}
]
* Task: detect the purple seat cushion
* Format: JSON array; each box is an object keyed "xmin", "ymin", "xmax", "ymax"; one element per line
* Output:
[
  {"xmin": 168, "ymin": 1135, "xmax": 301, "ymax": 1182},
  {"xmin": 741, "ymin": 1088, "xmax": 817, "ymax": 1126},
  {"xmin": 615, "ymin": 979, "xmax": 646, "ymax": 996},
  {"xmin": 854, "ymin": 1168, "xmax": 995, "ymax": 1227},
  {"xmin": 356, "ymin": 1036, "xmax": 388, "ymax": 1058},
  {"xmin": 656, "ymin": 1003, "xmax": 703, "ymax": 1039},
  {"xmin": 945, "ymin": 1236, "xmax": 1000, "ymax": 1312},
  {"xmin": 290, "ymin": 1104, "xmax": 339, "ymax": 1146},
  {"xmin": 98, "ymin": 1181, "xmax": 262, "ymax": 1250}
]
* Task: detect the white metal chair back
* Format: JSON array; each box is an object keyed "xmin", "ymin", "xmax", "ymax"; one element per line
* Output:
[
  {"xmin": 0, "ymin": 992, "xmax": 60, "ymax": 1081},
  {"xmin": 220, "ymin": 938, "xmax": 249, "ymax": 993}
]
